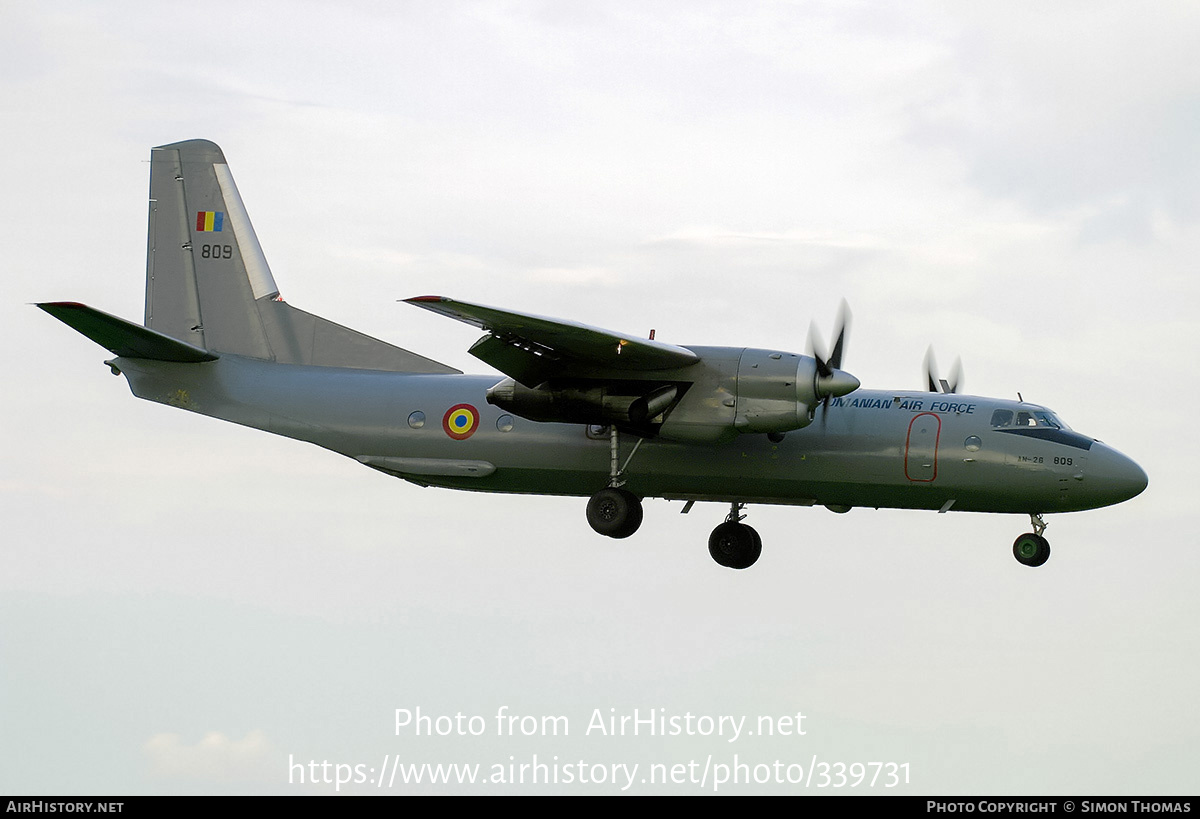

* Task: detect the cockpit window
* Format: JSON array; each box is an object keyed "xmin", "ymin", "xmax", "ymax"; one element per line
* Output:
[
  {"xmin": 991, "ymin": 408, "xmax": 1071, "ymax": 429},
  {"xmin": 1034, "ymin": 411, "xmax": 1069, "ymax": 430}
]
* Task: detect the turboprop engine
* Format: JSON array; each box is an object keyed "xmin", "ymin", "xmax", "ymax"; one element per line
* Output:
[
  {"xmin": 731, "ymin": 349, "xmax": 859, "ymax": 433},
  {"xmin": 724, "ymin": 300, "xmax": 860, "ymax": 434},
  {"xmin": 486, "ymin": 302, "xmax": 858, "ymax": 441},
  {"xmin": 485, "ymin": 347, "xmax": 858, "ymax": 439},
  {"xmin": 486, "ymin": 379, "xmax": 679, "ymax": 426}
]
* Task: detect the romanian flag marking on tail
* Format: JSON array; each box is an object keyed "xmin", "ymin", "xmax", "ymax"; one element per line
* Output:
[{"xmin": 195, "ymin": 211, "xmax": 224, "ymax": 232}]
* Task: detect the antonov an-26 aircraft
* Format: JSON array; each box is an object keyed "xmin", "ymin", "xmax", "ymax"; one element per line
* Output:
[{"xmin": 41, "ymin": 140, "xmax": 1147, "ymax": 570}]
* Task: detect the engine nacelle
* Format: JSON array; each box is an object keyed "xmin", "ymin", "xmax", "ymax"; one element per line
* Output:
[
  {"xmin": 732, "ymin": 351, "xmax": 815, "ymax": 433},
  {"xmin": 732, "ymin": 349, "xmax": 858, "ymax": 434},
  {"xmin": 485, "ymin": 347, "xmax": 859, "ymax": 442},
  {"xmin": 486, "ymin": 379, "xmax": 679, "ymax": 427},
  {"xmin": 658, "ymin": 347, "xmax": 860, "ymax": 442}
]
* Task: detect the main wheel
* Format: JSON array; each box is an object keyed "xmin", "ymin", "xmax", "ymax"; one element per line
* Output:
[
  {"xmin": 586, "ymin": 487, "xmax": 643, "ymax": 539},
  {"xmin": 1013, "ymin": 533, "xmax": 1051, "ymax": 567},
  {"xmin": 708, "ymin": 521, "xmax": 762, "ymax": 569}
]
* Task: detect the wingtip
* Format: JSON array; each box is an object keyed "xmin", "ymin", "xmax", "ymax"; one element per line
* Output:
[
  {"xmin": 36, "ymin": 301, "xmax": 89, "ymax": 314},
  {"xmin": 404, "ymin": 295, "xmax": 448, "ymax": 304}
]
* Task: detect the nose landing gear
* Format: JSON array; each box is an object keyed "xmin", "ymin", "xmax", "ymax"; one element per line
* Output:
[{"xmin": 1013, "ymin": 514, "xmax": 1051, "ymax": 567}]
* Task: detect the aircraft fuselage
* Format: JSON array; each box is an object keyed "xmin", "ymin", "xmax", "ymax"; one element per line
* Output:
[{"xmin": 114, "ymin": 353, "xmax": 1145, "ymax": 517}]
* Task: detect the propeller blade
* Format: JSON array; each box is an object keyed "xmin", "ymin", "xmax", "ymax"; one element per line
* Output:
[
  {"xmin": 947, "ymin": 357, "xmax": 963, "ymax": 395},
  {"xmin": 924, "ymin": 346, "xmax": 939, "ymax": 393},
  {"xmin": 808, "ymin": 322, "xmax": 832, "ymax": 378},
  {"xmin": 829, "ymin": 300, "xmax": 851, "ymax": 371},
  {"xmin": 809, "ymin": 302, "xmax": 858, "ymax": 428},
  {"xmin": 924, "ymin": 347, "xmax": 963, "ymax": 394}
]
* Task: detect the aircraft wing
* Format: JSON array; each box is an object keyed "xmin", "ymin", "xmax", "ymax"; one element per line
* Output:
[{"xmin": 404, "ymin": 296, "xmax": 699, "ymax": 386}]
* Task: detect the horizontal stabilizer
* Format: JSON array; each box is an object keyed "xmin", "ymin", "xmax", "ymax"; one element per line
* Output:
[{"xmin": 38, "ymin": 302, "xmax": 218, "ymax": 362}]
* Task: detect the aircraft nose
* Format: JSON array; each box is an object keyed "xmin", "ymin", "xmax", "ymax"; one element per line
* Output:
[{"xmin": 1085, "ymin": 443, "xmax": 1148, "ymax": 507}]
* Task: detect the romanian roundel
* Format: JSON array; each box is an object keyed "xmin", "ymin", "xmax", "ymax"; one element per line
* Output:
[{"xmin": 442, "ymin": 404, "xmax": 480, "ymax": 440}]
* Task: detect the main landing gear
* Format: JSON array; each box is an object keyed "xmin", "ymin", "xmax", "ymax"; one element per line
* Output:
[
  {"xmin": 586, "ymin": 489, "xmax": 764, "ymax": 570},
  {"xmin": 1013, "ymin": 513, "xmax": 1051, "ymax": 568},
  {"xmin": 584, "ymin": 429, "xmax": 761, "ymax": 569},
  {"xmin": 708, "ymin": 503, "xmax": 761, "ymax": 570},
  {"xmin": 586, "ymin": 487, "xmax": 643, "ymax": 539},
  {"xmin": 586, "ymin": 427, "xmax": 645, "ymax": 539}
]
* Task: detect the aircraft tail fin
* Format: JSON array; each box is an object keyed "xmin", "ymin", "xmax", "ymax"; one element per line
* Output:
[{"xmin": 145, "ymin": 140, "xmax": 458, "ymax": 373}]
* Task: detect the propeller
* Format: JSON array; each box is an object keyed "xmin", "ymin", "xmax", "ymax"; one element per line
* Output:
[
  {"xmin": 807, "ymin": 300, "xmax": 858, "ymax": 421},
  {"xmin": 808, "ymin": 300, "xmax": 851, "ymax": 374},
  {"xmin": 923, "ymin": 346, "xmax": 963, "ymax": 394}
]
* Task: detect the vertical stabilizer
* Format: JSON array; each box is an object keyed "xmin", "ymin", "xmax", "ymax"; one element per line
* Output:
[
  {"xmin": 144, "ymin": 139, "xmax": 458, "ymax": 373},
  {"xmin": 146, "ymin": 139, "xmax": 274, "ymax": 357}
]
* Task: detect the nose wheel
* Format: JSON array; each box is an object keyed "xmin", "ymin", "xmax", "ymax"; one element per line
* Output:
[{"xmin": 1013, "ymin": 514, "xmax": 1051, "ymax": 567}]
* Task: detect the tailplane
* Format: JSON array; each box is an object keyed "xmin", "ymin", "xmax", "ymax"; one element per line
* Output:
[
  {"xmin": 39, "ymin": 302, "xmax": 217, "ymax": 362},
  {"xmin": 144, "ymin": 139, "xmax": 457, "ymax": 372}
]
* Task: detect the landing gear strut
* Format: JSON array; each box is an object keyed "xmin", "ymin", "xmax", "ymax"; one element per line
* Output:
[
  {"xmin": 708, "ymin": 503, "xmax": 762, "ymax": 570},
  {"xmin": 1013, "ymin": 514, "xmax": 1051, "ymax": 567},
  {"xmin": 586, "ymin": 427, "xmax": 644, "ymax": 539}
]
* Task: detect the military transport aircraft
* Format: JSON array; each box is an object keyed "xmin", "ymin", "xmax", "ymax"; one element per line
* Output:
[{"xmin": 40, "ymin": 140, "xmax": 1147, "ymax": 570}]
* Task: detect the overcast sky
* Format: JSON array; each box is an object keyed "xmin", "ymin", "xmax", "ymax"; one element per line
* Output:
[{"xmin": 2, "ymin": 1, "xmax": 1197, "ymax": 795}]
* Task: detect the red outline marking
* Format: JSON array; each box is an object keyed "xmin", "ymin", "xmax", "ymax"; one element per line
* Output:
[{"xmin": 904, "ymin": 412, "xmax": 941, "ymax": 482}]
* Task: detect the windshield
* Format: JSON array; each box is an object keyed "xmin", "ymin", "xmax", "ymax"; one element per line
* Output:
[{"xmin": 990, "ymin": 408, "xmax": 1071, "ymax": 430}]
